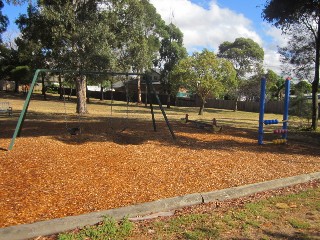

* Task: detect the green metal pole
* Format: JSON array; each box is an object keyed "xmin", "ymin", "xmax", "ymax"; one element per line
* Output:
[
  {"xmin": 8, "ymin": 69, "xmax": 42, "ymax": 150},
  {"xmin": 8, "ymin": 68, "xmax": 174, "ymax": 150}
]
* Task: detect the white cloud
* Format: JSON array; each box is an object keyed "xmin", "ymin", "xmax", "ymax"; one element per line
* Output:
[
  {"xmin": 150, "ymin": 0, "xmax": 262, "ymax": 53},
  {"xmin": 150, "ymin": 0, "xmax": 288, "ymax": 75},
  {"xmin": 264, "ymin": 24, "xmax": 288, "ymax": 47},
  {"xmin": 261, "ymin": 24, "xmax": 290, "ymax": 74}
]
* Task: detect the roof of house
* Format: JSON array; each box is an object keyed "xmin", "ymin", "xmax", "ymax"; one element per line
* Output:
[{"xmin": 112, "ymin": 69, "xmax": 161, "ymax": 90}]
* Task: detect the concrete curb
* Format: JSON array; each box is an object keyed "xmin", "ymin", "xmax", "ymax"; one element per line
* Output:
[{"xmin": 1, "ymin": 172, "xmax": 320, "ymax": 240}]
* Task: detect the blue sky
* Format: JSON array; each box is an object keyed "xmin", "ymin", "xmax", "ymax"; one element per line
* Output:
[
  {"xmin": 2, "ymin": 0, "xmax": 286, "ymax": 74},
  {"xmin": 3, "ymin": 1, "xmax": 28, "ymax": 30}
]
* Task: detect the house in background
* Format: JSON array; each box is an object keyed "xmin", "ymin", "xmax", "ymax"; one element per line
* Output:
[
  {"xmin": 0, "ymin": 79, "xmax": 43, "ymax": 92},
  {"xmin": 105, "ymin": 69, "xmax": 163, "ymax": 102}
]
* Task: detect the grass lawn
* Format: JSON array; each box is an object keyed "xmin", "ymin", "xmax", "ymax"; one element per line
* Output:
[{"xmin": 52, "ymin": 181, "xmax": 320, "ymax": 240}]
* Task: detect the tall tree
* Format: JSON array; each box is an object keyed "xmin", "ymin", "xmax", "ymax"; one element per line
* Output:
[
  {"xmin": 10, "ymin": 65, "xmax": 31, "ymax": 92},
  {"xmin": 15, "ymin": 3, "xmax": 52, "ymax": 99},
  {"xmin": 0, "ymin": 0, "xmax": 8, "ymax": 42},
  {"xmin": 278, "ymin": 22, "xmax": 315, "ymax": 81},
  {"xmin": 218, "ymin": 38, "xmax": 264, "ymax": 110},
  {"xmin": 218, "ymin": 37, "xmax": 264, "ymax": 79},
  {"xmin": 265, "ymin": 69, "xmax": 285, "ymax": 100},
  {"xmin": 0, "ymin": 44, "xmax": 20, "ymax": 90},
  {"xmin": 262, "ymin": 0, "xmax": 320, "ymax": 130},
  {"xmin": 110, "ymin": 0, "xmax": 165, "ymax": 103},
  {"xmin": 157, "ymin": 22, "xmax": 187, "ymax": 108},
  {"xmin": 290, "ymin": 80, "xmax": 312, "ymax": 122},
  {"xmin": 25, "ymin": 0, "xmax": 116, "ymax": 113},
  {"xmin": 172, "ymin": 49, "xmax": 237, "ymax": 115}
]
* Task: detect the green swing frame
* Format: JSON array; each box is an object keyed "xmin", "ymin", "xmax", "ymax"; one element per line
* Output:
[{"xmin": 8, "ymin": 69, "xmax": 176, "ymax": 150}]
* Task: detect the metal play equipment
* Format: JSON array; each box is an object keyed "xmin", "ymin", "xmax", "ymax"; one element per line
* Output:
[
  {"xmin": 258, "ymin": 77, "xmax": 291, "ymax": 145},
  {"xmin": 8, "ymin": 69, "xmax": 176, "ymax": 150}
]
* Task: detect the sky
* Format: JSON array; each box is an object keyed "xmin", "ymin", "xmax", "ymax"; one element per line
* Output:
[{"xmin": 2, "ymin": 0, "xmax": 287, "ymax": 75}]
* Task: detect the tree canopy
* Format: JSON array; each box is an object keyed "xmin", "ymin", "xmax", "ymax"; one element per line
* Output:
[
  {"xmin": 172, "ymin": 49, "xmax": 237, "ymax": 115},
  {"xmin": 12, "ymin": 0, "xmax": 173, "ymax": 112},
  {"xmin": 218, "ymin": 37, "xmax": 264, "ymax": 79},
  {"xmin": 0, "ymin": 0, "xmax": 8, "ymax": 42},
  {"xmin": 156, "ymin": 22, "xmax": 187, "ymax": 107},
  {"xmin": 262, "ymin": 0, "xmax": 320, "ymax": 130},
  {"xmin": 278, "ymin": 22, "xmax": 315, "ymax": 81}
]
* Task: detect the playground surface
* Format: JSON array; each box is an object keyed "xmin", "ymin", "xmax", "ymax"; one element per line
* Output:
[{"xmin": 1, "ymin": 93, "xmax": 320, "ymax": 228}]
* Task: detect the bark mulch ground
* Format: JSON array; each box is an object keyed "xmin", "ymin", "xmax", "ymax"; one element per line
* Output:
[{"xmin": 1, "ymin": 118, "xmax": 320, "ymax": 228}]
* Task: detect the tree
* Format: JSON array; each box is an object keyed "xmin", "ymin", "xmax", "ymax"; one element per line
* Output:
[
  {"xmin": 290, "ymin": 80, "xmax": 312, "ymax": 123},
  {"xmin": 172, "ymin": 49, "xmax": 237, "ymax": 115},
  {"xmin": 265, "ymin": 69, "xmax": 285, "ymax": 100},
  {"xmin": 238, "ymin": 73, "xmax": 262, "ymax": 101},
  {"xmin": 10, "ymin": 65, "xmax": 31, "ymax": 93},
  {"xmin": 218, "ymin": 37, "xmax": 264, "ymax": 79},
  {"xmin": 4, "ymin": 0, "xmax": 28, "ymax": 4},
  {"xmin": 0, "ymin": 0, "xmax": 8, "ymax": 42},
  {"xmin": 0, "ymin": 44, "xmax": 32, "ymax": 93},
  {"xmin": 0, "ymin": 44, "xmax": 14, "ymax": 80},
  {"xmin": 262, "ymin": 0, "xmax": 320, "ymax": 130},
  {"xmin": 278, "ymin": 22, "xmax": 315, "ymax": 81},
  {"xmin": 109, "ymin": 0, "xmax": 165, "ymax": 104},
  {"xmin": 156, "ymin": 23, "xmax": 187, "ymax": 108},
  {"xmin": 16, "ymin": 3, "xmax": 52, "ymax": 99},
  {"xmin": 218, "ymin": 38, "xmax": 264, "ymax": 110},
  {"xmin": 19, "ymin": 0, "xmax": 116, "ymax": 113}
]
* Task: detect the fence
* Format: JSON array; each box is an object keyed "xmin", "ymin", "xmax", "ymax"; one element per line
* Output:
[
  {"xmin": 176, "ymin": 97, "xmax": 284, "ymax": 114},
  {"xmin": 56, "ymin": 87, "xmax": 285, "ymax": 114}
]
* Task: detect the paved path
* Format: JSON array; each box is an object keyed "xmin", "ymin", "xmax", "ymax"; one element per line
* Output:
[{"xmin": 1, "ymin": 172, "xmax": 320, "ymax": 240}]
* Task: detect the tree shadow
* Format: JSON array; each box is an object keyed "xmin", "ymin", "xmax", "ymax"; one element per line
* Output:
[
  {"xmin": 1, "ymin": 110, "xmax": 320, "ymax": 158},
  {"xmin": 262, "ymin": 229, "xmax": 319, "ymax": 240}
]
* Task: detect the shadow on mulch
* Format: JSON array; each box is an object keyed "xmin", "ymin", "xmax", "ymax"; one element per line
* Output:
[{"xmin": 1, "ymin": 109, "xmax": 320, "ymax": 158}]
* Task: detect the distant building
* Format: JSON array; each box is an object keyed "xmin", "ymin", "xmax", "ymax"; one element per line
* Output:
[{"xmin": 111, "ymin": 69, "xmax": 162, "ymax": 94}]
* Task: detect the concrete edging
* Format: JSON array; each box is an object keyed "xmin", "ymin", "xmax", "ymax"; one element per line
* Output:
[{"xmin": 1, "ymin": 172, "xmax": 320, "ymax": 240}]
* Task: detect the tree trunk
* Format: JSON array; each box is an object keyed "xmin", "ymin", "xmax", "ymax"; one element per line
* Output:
[
  {"xmin": 145, "ymin": 83, "xmax": 148, "ymax": 107},
  {"xmin": 41, "ymin": 73, "xmax": 47, "ymax": 100},
  {"xmin": 75, "ymin": 75, "xmax": 87, "ymax": 114},
  {"xmin": 311, "ymin": 20, "xmax": 320, "ymax": 130},
  {"xmin": 137, "ymin": 74, "xmax": 142, "ymax": 104},
  {"xmin": 14, "ymin": 80, "xmax": 19, "ymax": 93},
  {"xmin": 59, "ymin": 73, "xmax": 63, "ymax": 100},
  {"xmin": 234, "ymin": 96, "xmax": 238, "ymax": 112},
  {"xmin": 68, "ymin": 88, "xmax": 72, "ymax": 101},
  {"xmin": 86, "ymin": 83, "xmax": 90, "ymax": 103},
  {"xmin": 198, "ymin": 98, "xmax": 205, "ymax": 115},
  {"xmin": 166, "ymin": 93, "xmax": 171, "ymax": 108},
  {"xmin": 100, "ymin": 86, "xmax": 104, "ymax": 100}
]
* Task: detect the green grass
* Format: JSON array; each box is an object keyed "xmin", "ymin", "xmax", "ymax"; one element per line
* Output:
[
  {"xmin": 2, "ymin": 92, "xmax": 318, "ymax": 134},
  {"xmin": 288, "ymin": 218, "xmax": 311, "ymax": 229},
  {"xmin": 58, "ymin": 217, "xmax": 133, "ymax": 240},
  {"xmin": 128, "ymin": 186, "xmax": 320, "ymax": 239}
]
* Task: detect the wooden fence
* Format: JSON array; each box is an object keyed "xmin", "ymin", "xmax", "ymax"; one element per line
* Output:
[
  {"xmin": 176, "ymin": 97, "xmax": 284, "ymax": 114},
  {"xmin": 58, "ymin": 87, "xmax": 284, "ymax": 114}
]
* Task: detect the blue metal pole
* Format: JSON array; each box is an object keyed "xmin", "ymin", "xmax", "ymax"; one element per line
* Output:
[
  {"xmin": 282, "ymin": 77, "xmax": 291, "ymax": 139},
  {"xmin": 258, "ymin": 77, "xmax": 267, "ymax": 145}
]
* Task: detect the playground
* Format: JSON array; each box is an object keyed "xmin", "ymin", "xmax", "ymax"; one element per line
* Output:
[{"xmin": 1, "ymin": 91, "xmax": 320, "ymax": 228}]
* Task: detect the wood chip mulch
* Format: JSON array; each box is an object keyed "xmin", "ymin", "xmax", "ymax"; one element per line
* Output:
[{"xmin": 1, "ymin": 119, "xmax": 320, "ymax": 228}]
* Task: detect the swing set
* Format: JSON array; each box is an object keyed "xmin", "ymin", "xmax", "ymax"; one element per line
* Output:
[
  {"xmin": 61, "ymin": 84, "xmax": 82, "ymax": 135},
  {"xmin": 107, "ymin": 74, "xmax": 131, "ymax": 133},
  {"xmin": 8, "ymin": 69, "xmax": 176, "ymax": 150}
]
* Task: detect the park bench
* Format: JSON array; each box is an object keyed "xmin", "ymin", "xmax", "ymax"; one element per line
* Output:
[{"xmin": 0, "ymin": 102, "xmax": 13, "ymax": 116}]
